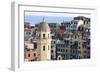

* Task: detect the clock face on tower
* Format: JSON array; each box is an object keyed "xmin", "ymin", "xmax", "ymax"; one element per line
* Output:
[{"xmin": 24, "ymin": 11, "xmax": 90, "ymax": 62}]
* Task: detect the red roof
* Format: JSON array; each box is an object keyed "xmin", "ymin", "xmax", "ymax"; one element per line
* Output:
[{"xmin": 58, "ymin": 26, "xmax": 66, "ymax": 33}]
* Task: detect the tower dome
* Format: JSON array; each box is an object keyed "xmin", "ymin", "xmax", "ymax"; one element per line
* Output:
[{"xmin": 38, "ymin": 21, "xmax": 50, "ymax": 32}]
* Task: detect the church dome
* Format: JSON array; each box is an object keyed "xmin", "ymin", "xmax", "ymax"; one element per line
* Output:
[{"xmin": 38, "ymin": 21, "xmax": 50, "ymax": 32}]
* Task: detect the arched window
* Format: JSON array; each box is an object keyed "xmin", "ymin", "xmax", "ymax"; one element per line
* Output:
[
  {"xmin": 43, "ymin": 34, "xmax": 45, "ymax": 38},
  {"xmin": 59, "ymin": 57, "xmax": 61, "ymax": 60},
  {"xmin": 43, "ymin": 46, "xmax": 45, "ymax": 51}
]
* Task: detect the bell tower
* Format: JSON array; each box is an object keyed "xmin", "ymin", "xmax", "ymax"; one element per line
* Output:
[{"xmin": 37, "ymin": 19, "xmax": 51, "ymax": 60}]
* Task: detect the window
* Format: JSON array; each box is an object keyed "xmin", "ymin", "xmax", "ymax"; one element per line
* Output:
[
  {"xmin": 48, "ymin": 45, "xmax": 49, "ymax": 50},
  {"xmin": 43, "ymin": 46, "xmax": 45, "ymax": 51},
  {"xmin": 54, "ymin": 41, "xmax": 55, "ymax": 44},
  {"xmin": 33, "ymin": 53, "xmax": 36, "ymax": 56},
  {"xmin": 79, "ymin": 46, "xmax": 80, "ymax": 49},
  {"xmin": 59, "ymin": 57, "xmax": 61, "ymax": 60},
  {"xmin": 27, "ymin": 49, "xmax": 30, "ymax": 51},
  {"xmin": 84, "ymin": 21, "xmax": 86, "ymax": 24},
  {"xmin": 84, "ymin": 51, "xmax": 87, "ymax": 54},
  {"xmin": 26, "ymin": 31, "xmax": 31, "ymax": 35},
  {"xmin": 30, "ymin": 38, "xmax": 33, "ymax": 42},
  {"xmin": 48, "ymin": 34, "xmax": 49, "ymax": 38},
  {"xmin": 51, "ymin": 50, "xmax": 53, "ymax": 53},
  {"xmin": 87, "ymin": 47, "xmax": 90, "ymax": 50},
  {"xmin": 75, "ymin": 35, "xmax": 77, "ymax": 39},
  {"xmin": 39, "ymin": 34, "xmax": 40, "ymax": 38},
  {"xmin": 51, "ymin": 46, "xmax": 53, "ymax": 48},
  {"xmin": 34, "ymin": 43, "xmax": 37, "ymax": 49},
  {"xmin": 66, "ymin": 49, "xmax": 67, "ymax": 52},
  {"xmin": 51, "ymin": 55, "xmax": 53, "ymax": 59},
  {"xmin": 28, "ymin": 54, "xmax": 30, "ymax": 57},
  {"xmin": 78, "ymin": 51, "xmax": 81, "ymax": 54},
  {"xmin": 43, "ymin": 34, "xmax": 45, "ymax": 38}
]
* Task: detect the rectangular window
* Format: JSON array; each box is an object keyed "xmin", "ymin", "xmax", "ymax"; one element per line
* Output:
[
  {"xmin": 39, "ymin": 34, "xmax": 40, "ymax": 38},
  {"xmin": 51, "ymin": 46, "xmax": 53, "ymax": 48},
  {"xmin": 48, "ymin": 45, "xmax": 49, "ymax": 50},
  {"xmin": 66, "ymin": 49, "xmax": 67, "ymax": 52},
  {"xmin": 48, "ymin": 34, "xmax": 49, "ymax": 38},
  {"xmin": 34, "ymin": 43, "xmax": 37, "ymax": 49}
]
